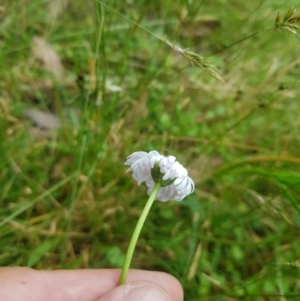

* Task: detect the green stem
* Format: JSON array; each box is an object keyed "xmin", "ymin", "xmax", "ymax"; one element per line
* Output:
[{"xmin": 119, "ymin": 182, "xmax": 161, "ymax": 285}]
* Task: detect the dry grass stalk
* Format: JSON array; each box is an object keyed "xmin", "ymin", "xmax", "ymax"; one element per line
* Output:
[
  {"xmin": 25, "ymin": 109, "xmax": 61, "ymax": 129},
  {"xmin": 48, "ymin": 0, "xmax": 69, "ymax": 20},
  {"xmin": 32, "ymin": 36, "xmax": 64, "ymax": 80}
]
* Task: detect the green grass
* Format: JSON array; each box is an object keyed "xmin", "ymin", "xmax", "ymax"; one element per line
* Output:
[{"xmin": 1, "ymin": 0, "xmax": 300, "ymax": 300}]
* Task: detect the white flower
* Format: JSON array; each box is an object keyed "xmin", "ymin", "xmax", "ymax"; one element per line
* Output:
[{"xmin": 125, "ymin": 151, "xmax": 194, "ymax": 202}]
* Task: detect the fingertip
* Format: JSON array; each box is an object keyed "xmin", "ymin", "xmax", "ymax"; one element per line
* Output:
[
  {"xmin": 158, "ymin": 272, "xmax": 184, "ymax": 301},
  {"xmin": 97, "ymin": 281, "xmax": 174, "ymax": 301}
]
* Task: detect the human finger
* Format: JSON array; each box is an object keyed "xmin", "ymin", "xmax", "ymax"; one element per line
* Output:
[{"xmin": 0, "ymin": 267, "xmax": 183, "ymax": 301}]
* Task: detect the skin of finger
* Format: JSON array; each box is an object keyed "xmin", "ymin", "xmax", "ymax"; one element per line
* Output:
[
  {"xmin": 0, "ymin": 267, "xmax": 44, "ymax": 301},
  {"xmin": 0, "ymin": 267, "xmax": 183, "ymax": 301},
  {"xmin": 96, "ymin": 281, "xmax": 173, "ymax": 301}
]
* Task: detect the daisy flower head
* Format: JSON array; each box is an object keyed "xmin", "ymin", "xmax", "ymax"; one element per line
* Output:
[{"xmin": 125, "ymin": 150, "xmax": 194, "ymax": 202}]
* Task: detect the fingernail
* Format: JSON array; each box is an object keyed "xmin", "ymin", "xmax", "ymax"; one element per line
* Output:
[{"xmin": 123, "ymin": 283, "xmax": 171, "ymax": 301}]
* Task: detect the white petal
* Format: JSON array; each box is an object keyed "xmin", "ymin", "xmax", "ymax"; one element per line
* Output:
[
  {"xmin": 168, "ymin": 156, "xmax": 176, "ymax": 163},
  {"xmin": 162, "ymin": 169, "xmax": 171, "ymax": 180},
  {"xmin": 149, "ymin": 156, "xmax": 158, "ymax": 167},
  {"xmin": 188, "ymin": 177, "xmax": 195, "ymax": 192},
  {"xmin": 174, "ymin": 177, "xmax": 188, "ymax": 190},
  {"xmin": 125, "ymin": 151, "xmax": 148, "ymax": 165},
  {"xmin": 149, "ymin": 151, "xmax": 160, "ymax": 156}
]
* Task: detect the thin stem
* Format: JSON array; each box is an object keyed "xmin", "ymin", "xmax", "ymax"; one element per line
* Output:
[
  {"xmin": 96, "ymin": 1, "xmax": 164, "ymax": 42},
  {"xmin": 213, "ymin": 26, "xmax": 272, "ymax": 55},
  {"xmin": 119, "ymin": 182, "xmax": 161, "ymax": 285}
]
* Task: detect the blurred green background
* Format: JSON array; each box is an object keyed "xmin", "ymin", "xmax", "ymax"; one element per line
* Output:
[{"xmin": 1, "ymin": 0, "xmax": 300, "ymax": 300}]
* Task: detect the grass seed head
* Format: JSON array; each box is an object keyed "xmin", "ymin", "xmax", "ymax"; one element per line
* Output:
[
  {"xmin": 166, "ymin": 41, "xmax": 224, "ymax": 82},
  {"xmin": 275, "ymin": 7, "xmax": 300, "ymax": 36}
]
